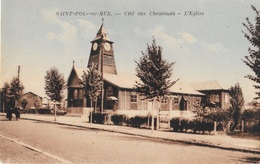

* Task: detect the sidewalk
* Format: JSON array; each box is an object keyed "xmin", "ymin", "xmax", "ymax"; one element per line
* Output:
[{"xmin": 1, "ymin": 113, "xmax": 259, "ymax": 154}]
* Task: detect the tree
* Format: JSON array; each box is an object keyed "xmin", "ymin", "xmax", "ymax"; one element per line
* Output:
[
  {"xmin": 44, "ymin": 67, "xmax": 66, "ymax": 102},
  {"xmin": 21, "ymin": 98, "xmax": 28, "ymax": 109},
  {"xmin": 1, "ymin": 82, "xmax": 11, "ymax": 111},
  {"xmin": 82, "ymin": 63, "xmax": 102, "ymax": 123},
  {"xmin": 10, "ymin": 77, "xmax": 24, "ymax": 106},
  {"xmin": 242, "ymin": 5, "xmax": 260, "ymax": 99},
  {"xmin": 135, "ymin": 38, "xmax": 178, "ymax": 130},
  {"xmin": 229, "ymin": 83, "xmax": 244, "ymax": 131}
]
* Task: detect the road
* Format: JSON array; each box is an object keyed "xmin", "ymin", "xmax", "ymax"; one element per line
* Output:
[{"xmin": 0, "ymin": 116, "xmax": 259, "ymax": 163}]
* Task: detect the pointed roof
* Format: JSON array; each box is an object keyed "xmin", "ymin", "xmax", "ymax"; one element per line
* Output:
[
  {"xmin": 74, "ymin": 67, "xmax": 88, "ymax": 80},
  {"xmin": 67, "ymin": 66, "xmax": 88, "ymax": 86},
  {"xmin": 91, "ymin": 23, "xmax": 111, "ymax": 42},
  {"xmin": 190, "ymin": 81, "xmax": 228, "ymax": 91}
]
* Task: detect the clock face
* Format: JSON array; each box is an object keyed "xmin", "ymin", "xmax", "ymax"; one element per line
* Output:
[
  {"xmin": 104, "ymin": 42, "xmax": 111, "ymax": 51},
  {"xmin": 93, "ymin": 43, "xmax": 98, "ymax": 51}
]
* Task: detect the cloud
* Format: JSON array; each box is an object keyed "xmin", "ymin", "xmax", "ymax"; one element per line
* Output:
[
  {"xmin": 179, "ymin": 32, "xmax": 197, "ymax": 43},
  {"xmin": 148, "ymin": 26, "xmax": 189, "ymax": 56},
  {"xmin": 41, "ymin": 8, "xmax": 78, "ymax": 45}
]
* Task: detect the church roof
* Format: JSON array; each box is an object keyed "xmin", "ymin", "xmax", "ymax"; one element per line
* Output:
[
  {"xmin": 70, "ymin": 67, "xmax": 228, "ymax": 96},
  {"xmin": 92, "ymin": 23, "xmax": 111, "ymax": 42},
  {"xmin": 74, "ymin": 67, "xmax": 88, "ymax": 80},
  {"xmin": 103, "ymin": 73, "xmax": 137, "ymax": 89},
  {"xmin": 190, "ymin": 81, "xmax": 228, "ymax": 91},
  {"xmin": 104, "ymin": 74, "xmax": 204, "ymax": 96}
]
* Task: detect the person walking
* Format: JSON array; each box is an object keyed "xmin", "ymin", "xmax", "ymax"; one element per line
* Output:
[
  {"xmin": 6, "ymin": 107, "xmax": 12, "ymax": 121},
  {"xmin": 14, "ymin": 106, "xmax": 20, "ymax": 121}
]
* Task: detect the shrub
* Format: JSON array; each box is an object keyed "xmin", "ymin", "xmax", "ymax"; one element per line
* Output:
[
  {"xmin": 170, "ymin": 118, "xmax": 181, "ymax": 132},
  {"xmin": 171, "ymin": 118, "xmax": 214, "ymax": 134},
  {"xmin": 37, "ymin": 108, "xmax": 51, "ymax": 114},
  {"xmin": 91, "ymin": 113, "xmax": 106, "ymax": 124},
  {"xmin": 180, "ymin": 119, "xmax": 191, "ymax": 132},
  {"xmin": 245, "ymin": 123, "xmax": 260, "ymax": 134},
  {"xmin": 242, "ymin": 109, "xmax": 259, "ymax": 122},
  {"xmin": 111, "ymin": 114, "xmax": 125, "ymax": 125},
  {"xmin": 27, "ymin": 108, "xmax": 36, "ymax": 114},
  {"xmin": 128, "ymin": 116, "xmax": 147, "ymax": 128},
  {"xmin": 242, "ymin": 109, "xmax": 260, "ymax": 134}
]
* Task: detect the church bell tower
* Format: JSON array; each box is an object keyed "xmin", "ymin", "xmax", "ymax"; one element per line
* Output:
[{"xmin": 87, "ymin": 21, "xmax": 117, "ymax": 75}]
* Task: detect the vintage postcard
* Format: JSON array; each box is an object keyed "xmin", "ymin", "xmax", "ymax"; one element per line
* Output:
[{"xmin": 1, "ymin": 0, "xmax": 259, "ymax": 163}]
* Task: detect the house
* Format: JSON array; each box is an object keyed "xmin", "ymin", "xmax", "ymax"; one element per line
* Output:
[
  {"xmin": 190, "ymin": 81, "xmax": 230, "ymax": 110},
  {"xmin": 17, "ymin": 92, "xmax": 43, "ymax": 109},
  {"xmin": 66, "ymin": 22, "xmax": 230, "ymax": 119}
]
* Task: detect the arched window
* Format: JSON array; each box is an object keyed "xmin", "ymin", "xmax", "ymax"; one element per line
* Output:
[
  {"xmin": 130, "ymin": 92, "xmax": 137, "ymax": 103},
  {"xmin": 73, "ymin": 89, "xmax": 78, "ymax": 99},
  {"xmin": 78, "ymin": 89, "xmax": 84, "ymax": 99}
]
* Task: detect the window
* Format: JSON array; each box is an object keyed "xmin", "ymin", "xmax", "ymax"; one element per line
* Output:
[
  {"xmin": 196, "ymin": 98, "xmax": 201, "ymax": 105},
  {"xmin": 106, "ymin": 86, "xmax": 114, "ymax": 97},
  {"xmin": 162, "ymin": 97, "xmax": 167, "ymax": 104},
  {"xmin": 73, "ymin": 89, "xmax": 78, "ymax": 99},
  {"xmin": 130, "ymin": 92, "xmax": 137, "ymax": 103},
  {"xmin": 173, "ymin": 97, "xmax": 179, "ymax": 104},
  {"xmin": 78, "ymin": 90, "xmax": 84, "ymax": 99}
]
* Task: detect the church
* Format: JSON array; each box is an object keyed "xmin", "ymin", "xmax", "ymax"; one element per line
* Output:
[{"xmin": 66, "ymin": 22, "xmax": 230, "ymax": 119}]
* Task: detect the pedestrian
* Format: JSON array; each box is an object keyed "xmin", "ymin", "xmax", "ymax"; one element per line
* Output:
[
  {"xmin": 14, "ymin": 106, "xmax": 20, "ymax": 121},
  {"xmin": 6, "ymin": 107, "xmax": 12, "ymax": 121}
]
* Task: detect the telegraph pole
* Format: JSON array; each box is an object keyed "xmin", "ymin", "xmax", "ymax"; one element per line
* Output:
[
  {"xmin": 18, "ymin": 65, "xmax": 20, "ymax": 80},
  {"xmin": 100, "ymin": 18, "xmax": 105, "ymax": 114},
  {"xmin": 100, "ymin": 35, "xmax": 104, "ymax": 114},
  {"xmin": 15, "ymin": 65, "xmax": 21, "ymax": 107}
]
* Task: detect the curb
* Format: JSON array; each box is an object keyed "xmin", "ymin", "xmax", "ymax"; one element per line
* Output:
[{"xmin": 19, "ymin": 117, "xmax": 260, "ymax": 155}]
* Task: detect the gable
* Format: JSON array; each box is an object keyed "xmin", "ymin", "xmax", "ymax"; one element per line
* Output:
[
  {"xmin": 22, "ymin": 92, "xmax": 42, "ymax": 99},
  {"xmin": 68, "ymin": 67, "xmax": 87, "ymax": 87}
]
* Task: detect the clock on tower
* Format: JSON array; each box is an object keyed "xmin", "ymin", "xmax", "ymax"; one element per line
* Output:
[{"xmin": 87, "ymin": 22, "xmax": 117, "ymax": 75}]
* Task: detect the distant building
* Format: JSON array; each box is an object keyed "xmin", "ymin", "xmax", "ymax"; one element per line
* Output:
[
  {"xmin": 67, "ymin": 22, "xmax": 230, "ymax": 118},
  {"xmin": 17, "ymin": 92, "xmax": 42, "ymax": 109}
]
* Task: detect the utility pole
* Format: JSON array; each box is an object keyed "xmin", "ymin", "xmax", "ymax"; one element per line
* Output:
[
  {"xmin": 15, "ymin": 65, "xmax": 21, "ymax": 107},
  {"xmin": 100, "ymin": 35, "xmax": 104, "ymax": 114},
  {"xmin": 18, "ymin": 65, "xmax": 20, "ymax": 80},
  {"xmin": 100, "ymin": 18, "xmax": 105, "ymax": 114}
]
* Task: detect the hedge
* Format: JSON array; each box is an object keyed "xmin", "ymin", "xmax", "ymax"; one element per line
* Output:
[
  {"xmin": 111, "ymin": 114, "xmax": 125, "ymax": 125},
  {"xmin": 128, "ymin": 116, "xmax": 147, "ymax": 128},
  {"xmin": 90, "ymin": 113, "xmax": 107, "ymax": 124},
  {"xmin": 170, "ymin": 118, "xmax": 214, "ymax": 134}
]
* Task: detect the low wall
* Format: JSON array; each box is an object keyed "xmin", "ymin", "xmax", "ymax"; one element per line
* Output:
[{"xmin": 67, "ymin": 107, "xmax": 92, "ymax": 118}]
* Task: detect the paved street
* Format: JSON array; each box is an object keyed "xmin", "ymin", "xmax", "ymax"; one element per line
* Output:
[{"xmin": 0, "ymin": 116, "xmax": 259, "ymax": 163}]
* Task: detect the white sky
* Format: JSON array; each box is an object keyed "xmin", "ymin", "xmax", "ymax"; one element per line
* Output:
[{"xmin": 1, "ymin": 0, "xmax": 259, "ymax": 103}]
